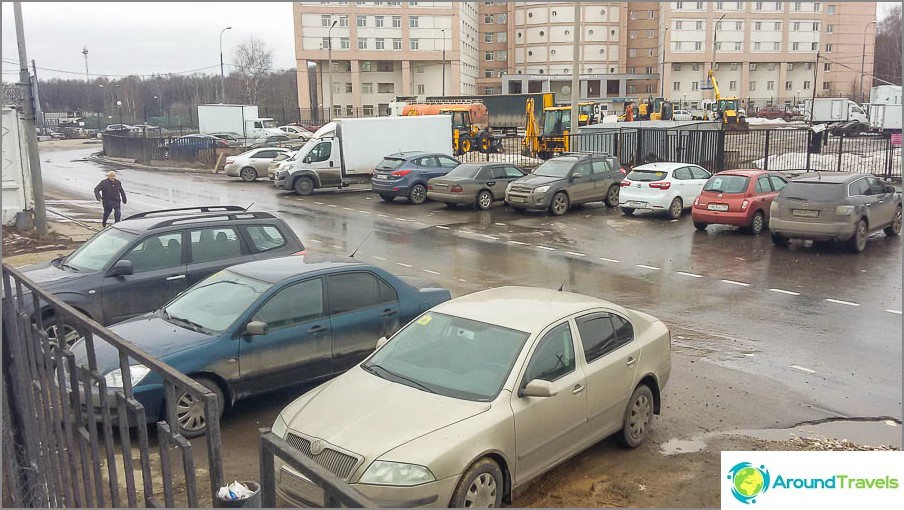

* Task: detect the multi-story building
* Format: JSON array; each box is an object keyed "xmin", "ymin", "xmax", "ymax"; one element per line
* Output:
[{"xmin": 477, "ymin": 1, "xmax": 510, "ymax": 95}]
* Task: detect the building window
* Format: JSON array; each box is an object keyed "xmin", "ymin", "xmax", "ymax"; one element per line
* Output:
[
  {"xmin": 649, "ymin": 48, "xmax": 655, "ymax": 56},
  {"xmin": 696, "ymin": 20, "xmax": 704, "ymax": 30},
  {"xmin": 715, "ymin": 42, "xmax": 722, "ymax": 50},
  {"xmin": 630, "ymin": 10, "xmax": 636, "ymax": 20},
  {"xmin": 793, "ymin": 21, "xmax": 800, "ymax": 31},
  {"xmin": 321, "ymin": 15, "xmax": 332, "ymax": 27},
  {"xmin": 359, "ymin": 39, "xmax": 369, "ymax": 49},
  {"xmin": 675, "ymin": 21, "xmax": 682, "ymax": 30},
  {"xmin": 409, "ymin": 16, "xmax": 418, "ymax": 28},
  {"xmin": 692, "ymin": 63, "xmax": 699, "ymax": 71},
  {"xmin": 692, "ymin": 81, "xmax": 699, "ymax": 91},
  {"xmin": 646, "ymin": 66, "xmax": 655, "ymax": 74},
  {"xmin": 630, "ymin": 30, "xmax": 637, "ymax": 39},
  {"xmin": 717, "ymin": 1, "xmax": 724, "ymax": 8},
  {"xmin": 696, "ymin": 1, "xmax": 703, "ymax": 8},
  {"xmin": 750, "ymin": 63, "xmax": 757, "ymax": 71},
  {"xmin": 497, "ymin": 50, "xmax": 507, "ymax": 61},
  {"xmin": 814, "ymin": 2, "xmax": 821, "ymax": 10},
  {"xmin": 628, "ymin": 84, "xmax": 636, "ymax": 94},
  {"xmin": 827, "ymin": 24, "xmax": 834, "ymax": 33},
  {"xmin": 484, "ymin": 14, "xmax": 494, "ymax": 23},
  {"xmin": 673, "ymin": 63, "xmax": 682, "ymax": 71},
  {"xmin": 333, "ymin": 105, "xmax": 342, "ymax": 116},
  {"xmin": 345, "ymin": 82, "xmax": 353, "ymax": 93},
  {"xmin": 417, "ymin": 84, "xmax": 425, "ymax": 94},
  {"xmin": 377, "ymin": 82, "xmax": 394, "ymax": 93},
  {"xmin": 484, "ymin": 69, "xmax": 493, "ymax": 78},
  {"xmin": 646, "ymin": 85, "xmax": 654, "ymax": 93},
  {"xmin": 827, "ymin": 4, "xmax": 835, "ymax": 14},
  {"xmin": 363, "ymin": 105, "xmax": 374, "ymax": 116},
  {"xmin": 339, "ymin": 16, "xmax": 349, "ymax": 27},
  {"xmin": 729, "ymin": 80, "xmax": 737, "ymax": 91},
  {"xmin": 340, "ymin": 37, "xmax": 350, "ymax": 49},
  {"xmin": 813, "ymin": 22, "xmax": 819, "ymax": 31},
  {"xmin": 794, "ymin": 1, "xmax": 801, "ymax": 10},
  {"xmin": 767, "ymin": 80, "xmax": 775, "ymax": 90},
  {"xmin": 629, "ymin": 48, "xmax": 638, "ymax": 57},
  {"xmin": 822, "ymin": 81, "xmax": 830, "ymax": 90},
  {"xmin": 755, "ymin": 22, "xmax": 761, "ymax": 30},
  {"xmin": 792, "ymin": 42, "xmax": 800, "ymax": 51},
  {"xmin": 377, "ymin": 61, "xmax": 393, "ymax": 72},
  {"xmin": 787, "ymin": 62, "xmax": 794, "ymax": 70},
  {"xmin": 735, "ymin": 21, "xmax": 742, "ymax": 30},
  {"xmin": 774, "ymin": 21, "xmax": 781, "ymax": 30},
  {"xmin": 497, "ymin": 32, "xmax": 507, "ymax": 43},
  {"xmin": 375, "ymin": 15, "xmax": 384, "ymax": 27},
  {"xmin": 774, "ymin": 42, "xmax": 781, "ymax": 50},
  {"xmin": 322, "ymin": 37, "xmax": 330, "ymax": 49},
  {"xmin": 484, "ymin": 33, "xmax": 494, "ymax": 43},
  {"xmin": 484, "ymin": 51, "xmax": 495, "ymax": 61},
  {"xmin": 673, "ymin": 81, "xmax": 681, "ymax": 91},
  {"xmin": 694, "ymin": 41, "xmax": 702, "ymax": 50},
  {"xmin": 392, "ymin": 38, "xmax": 402, "ymax": 50},
  {"xmin": 410, "ymin": 39, "xmax": 419, "ymax": 50},
  {"xmin": 415, "ymin": 64, "xmax": 424, "ymax": 73},
  {"xmin": 346, "ymin": 105, "xmax": 353, "ymax": 116},
  {"xmin": 734, "ymin": 42, "xmax": 742, "ymax": 50},
  {"xmin": 756, "ymin": 1, "xmax": 763, "ymax": 8},
  {"xmin": 331, "ymin": 82, "xmax": 341, "ymax": 93},
  {"xmin": 749, "ymin": 81, "xmax": 756, "ymax": 91},
  {"xmin": 730, "ymin": 62, "xmax": 739, "ymax": 70},
  {"xmin": 392, "ymin": 16, "xmax": 401, "ymax": 28},
  {"xmin": 357, "ymin": 15, "xmax": 367, "ymax": 27},
  {"xmin": 775, "ymin": 1, "xmax": 782, "ymax": 9},
  {"xmin": 824, "ymin": 63, "xmax": 831, "ymax": 71},
  {"xmin": 498, "ymin": 13, "xmax": 506, "ymax": 23},
  {"xmin": 362, "ymin": 82, "xmax": 374, "ymax": 93},
  {"xmin": 754, "ymin": 41, "xmax": 761, "ymax": 50},
  {"xmin": 805, "ymin": 62, "xmax": 813, "ymax": 70},
  {"xmin": 803, "ymin": 80, "xmax": 811, "ymax": 89},
  {"xmin": 825, "ymin": 43, "xmax": 833, "ymax": 52},
  {"xmin": 647, "ymin": 29, "xmax": 655, "ymax": 38},
  {"xmin": 361, "ymin": 61, "xmax": 372, "ymax": 72},
  {"xmin": 812, "ymin": 42, "xmax": 818, "ymax": 51},
  {"xmin": 375, "ymin": 38, "xmax": 384, "ymax": 50}
]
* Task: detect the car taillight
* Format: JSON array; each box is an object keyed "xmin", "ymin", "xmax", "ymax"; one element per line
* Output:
[
  {"xmin": 225, "ymin": 159, "xmax": 234, "ymax": 165},
  {"xmin": 694, "ymin": 196, "xmax": 700, "ymax": 206},
  {"xmin": 292, "ymin": 250, "xmax": 307, "ymax": 256},
  {"xmin": 392, "ymin": 169, "xmax": 412, "ymax": 177},
  {"xmin": 619, "ymin": 168, "xmax": 627, "ymax": 175},
  {"xmin": 620, "ymin": 180, "xmax": 631, "ymax": 187},
  {"xmin": 451, "ymin": 185, "xmax": 464, "ymax": 193},
  {"xmin": 427, "ymin": 184, "xmax": 433, "ymax": 191},
  {"xmin": 649, "ymin": 182, "xmax": 671, "ymax": 189}
]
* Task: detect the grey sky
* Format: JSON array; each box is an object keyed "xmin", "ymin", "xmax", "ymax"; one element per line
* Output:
[
  {"xmin": 2, "ymin": 2, "xmax": 897, "ymax": 81},
  {"xmin": 1, "ymin": 2, "xmax": 296, "ymax": 81}
]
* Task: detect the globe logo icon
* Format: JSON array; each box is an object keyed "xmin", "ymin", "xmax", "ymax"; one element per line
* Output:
[{"xmin": 727, "ymin": 462, "xmax": 770, "ymax": 504}]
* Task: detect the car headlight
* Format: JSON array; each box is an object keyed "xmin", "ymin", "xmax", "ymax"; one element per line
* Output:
[
  {"xmin": 506, "ymin": 182, "xmax": 514, "ymax": 192},
  {"xmin": 534, "ymin": 185, "xmax": 550, "ymax": 194},
  {"xmin": 103, "ymin": 365, "xmax": 151, "ymax": 389},
  {"xmin": 359, "ymin": 460, "xmax": 435, "ymax": 486},
  {"xmin": 835, "ymin": 205, "xmax": 855, "ymax": 215}
]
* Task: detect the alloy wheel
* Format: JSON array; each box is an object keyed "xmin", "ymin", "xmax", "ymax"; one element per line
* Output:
[
  {"xmin": 464, "ymin": 473, "xmax": 498, "ymax": 508},
  {"xmin": 477, "ymin": 191, "xmax": 492, "ymax": 210},
  {"xmin": 176, "ymin": 392, "xmax": 207, "ymax": 434}
]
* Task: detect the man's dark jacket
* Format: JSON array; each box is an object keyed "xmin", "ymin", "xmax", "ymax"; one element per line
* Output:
[{"xmin": 94, "ymin": 179, "xmax": 127, "ymax": 207}]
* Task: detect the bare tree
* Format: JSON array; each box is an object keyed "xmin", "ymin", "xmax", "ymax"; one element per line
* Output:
[
  {"xmin": 231, "ymin": 37, "xmax": 273, "ymax": 105},
  {"xmin": 874, "ymin": 5, "xmax": 902, "ymax": 88}
]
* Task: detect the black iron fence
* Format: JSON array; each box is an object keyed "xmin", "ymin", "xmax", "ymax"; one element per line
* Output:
[
  {"xmin": 2, "ymin": 264, "xmax": 225, "ymax": 507},
  {"xmin": 102, "ymin": 133, "xmax": 229, "ymax": 167}
]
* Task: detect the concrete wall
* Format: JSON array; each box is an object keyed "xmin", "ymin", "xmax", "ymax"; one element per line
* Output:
[{"xmin": 1, "ymin": 107, "xmax": 33, "ymax": 226}]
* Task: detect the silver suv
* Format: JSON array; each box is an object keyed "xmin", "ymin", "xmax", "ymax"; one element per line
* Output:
[{"xmin": 505, "ymin": 153, "xmax": 624, "ymax": 216}]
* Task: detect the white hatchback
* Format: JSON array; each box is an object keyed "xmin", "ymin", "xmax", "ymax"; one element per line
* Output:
[
  {"xmin": 223, "ymin": 147, "xmax": 291, "ymax": 182},
  {"xmin": 618, "ymin": 163, "xmax": 712, "ymax": 219}
]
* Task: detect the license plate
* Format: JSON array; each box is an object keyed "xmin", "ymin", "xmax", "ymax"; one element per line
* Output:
[
  {"xmin": 509, "ymin": 196, "xmax": 526, "ymax": 203},
  {"xmin": 374, "ymin": 174, "xmax": 388, "ymax": 180},
  {"xmin": 792, "ymin": 209, "xmax": 819, "ymax": 218},
  {"xmin": 707, "ymin": 203, "xmax": 729, "ymax": 211},
  {"xmin": 626, "ymin": 201, "xmax": 644, "ymax": 207}
]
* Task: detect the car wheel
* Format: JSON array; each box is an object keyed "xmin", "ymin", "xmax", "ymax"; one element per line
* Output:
[
  {"xmin": 239, "ymin": 167, "xmax": 258, "ymax": 182},
  {"xmin": 884, "ymin": 205, "xmax": 902, "ymax": 237},
  {"xmin": 409, "ymin": 184, "xmax": 428, "ymax": 205},
  {"xmin": 293, "ymin": 176, "xmax": 315, "ymax": 196},
  {"xmin": 749, "ymin": 211, "xmax": 765, "ymax": 236},
  {"xmin": 174, "ymin": 376, "xmax": 224, "ymax": 439},
  {"xmin": 41, "ymin": 313, "xmax": 83, "ymax": 351},
  {"xmin": 847, "ymin": 219, "xmax": 868, "ymax": 253},
  {"xmin": 476, "ymin": 190, "xmax": 493, "ymax": 210},
  {"xmin": 605, "ymin": 185, "xmax": 620, "ymax": 207},
  {"xmin": 379, "ymin": 194, "xmax": 395, "ymax": 202},
  {"xmin": 667, "ymin": 197, "xmax": 683, "ymax": 220},
  {"xmin": 693, "ymin": 221, "xmax": 708, "ymax": 231},
  {"xmin": 549, "ymin": 192, "xmax": 569, "ymax": 216},
  {"xmin": 771, "ymin": 232, "xmax": 789, "ymax": 247},
  {"xmin": 620, "ymin": 207, "xmax": 635, "ymax": 216},
  {"xmin": 621, "ymin": 384, "xmax": 654, "ymax": 448},
  {"xmin": 449, "ymin": 457, "xmax": 504, "ymax": 508}
]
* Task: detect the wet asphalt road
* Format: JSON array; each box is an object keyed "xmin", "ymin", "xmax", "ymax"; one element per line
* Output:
[{"xmin": 36, "ymin": 146, "xmax": 903, "ymax": 483}]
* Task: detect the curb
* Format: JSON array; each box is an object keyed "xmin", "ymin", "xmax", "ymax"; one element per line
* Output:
[{"xmin": 89, "ymin": 152, "xmax": 220, "ymax": 175}]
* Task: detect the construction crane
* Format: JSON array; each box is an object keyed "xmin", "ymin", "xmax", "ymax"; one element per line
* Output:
[
  {"xmin": 706, "ymin": 70, "xmax": 748, "ymax": 130},
  {"xmin": 522, "ymin": 98, "xmax": 575, "ymax": 159}
]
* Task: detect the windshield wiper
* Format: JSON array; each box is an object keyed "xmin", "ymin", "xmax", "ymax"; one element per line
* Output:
[
  {"xmin": 60, "ymin": 262, "xmax": 80, "ymax": 272},
  {"xmin": 162, "ymin": 311, "xmax": 207, "ymax": 333},
  {"xmin": 364, "ymin": 363, "xmax": 435, "ymax": 394}
]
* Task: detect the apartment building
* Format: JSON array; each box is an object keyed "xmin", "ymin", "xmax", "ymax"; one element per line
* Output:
[
  {"xmin": 293, "ymin": 1, "xmax": 478, "ymax": 116},
  {"xmin": 477, "ymin": 1, "xmax": 510, "ymax": 95}
]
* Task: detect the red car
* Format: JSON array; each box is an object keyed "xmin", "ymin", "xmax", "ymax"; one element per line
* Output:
[
  {"xmin": 692, "ymin": 169, "xmax": 789, "ymax": 235},
  {"xmin": 755, "ymin": 106, "xmax": 793, "ymax": 120}
]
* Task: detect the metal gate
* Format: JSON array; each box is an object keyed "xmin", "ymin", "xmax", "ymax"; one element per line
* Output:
[{"xmin": 2, "ymin": 263, "xmax": 224, "ymax": 507}]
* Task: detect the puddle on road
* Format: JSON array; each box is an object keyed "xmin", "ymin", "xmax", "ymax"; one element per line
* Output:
[{"xmin": 661, "ymin": 419, "xmax": 902, "ymax": 455}]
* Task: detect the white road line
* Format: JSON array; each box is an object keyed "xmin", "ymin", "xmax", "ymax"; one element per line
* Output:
[
  {"xmin": 676, "ymin": 271, "xmax": 703, "ymax": 278},
  {"xmin": 394, "ymin": 217, "xmax": 407, "ymax": 221},
  {"xmin": 314, "ymin": 201, "xmax": 324, "ymax": 205},
  {"xmin": 790, "ymin": 365, "xmax": 816, "ymax": 374},
  {"xmin": 636, "ymin": 264, "xmax": 660, "ymax": 270},
  {"xmin": 457, "ymin": 278, "xmax": 467, "ymax": 282},
  {"xmin": 396, "ymin": 262, "xmax": 412, "ymax": 268},
  {"xmin": 508, "ymin": 240, "xmax": 527, "ymax": 245},
  {"xmin": 372, "ymin": 255, "xmax": 386, "ymax": 261},
  {"xmin": 483, "ymin": 235, "xmax": 499, "ymax": 240},
  {"xmin": 825, "ymin": 298, "xmax": 860, "ymax": 307},
  {"xmin": 423, "ymin": 269, "xmax": 440, "ymax": 275},
  {"xmin": 769, "ymin": 288, "xmax": 800, "ymax": 296},
  {"xmin": 886, "ymin": 309, "xmax": 903, "ymax": 315},
  {"xmin": 342, "ymin": 207, "xmax": 354, "ymax": 211},
  {"xmin": 535, "ymin": 245, "xmax": 556, "ymax": 251},
  {"xmin": 721, "ymin": 279, "xmax": 750, "ymax": 287},
  {"xmin": 378, "ymin": 214, "xmax": 389, "ymax": 218},
  {"xmin": 599, "ymin": 257, "xmax": 621, "ymax": 263},
  {"xmin": 331, "ymin": 245, "xmax": 342, "ymax": 249},
  {"xmin": 310, "ymin": 239, "xmax": 322, "ymax": 243},
  {"xmin": 328, "ymin": 204, "xmax": 338, "ymax": 208},
  {"xmin": 565, "ymin": 251, "xmax": 586, "ymax": 257},
  {"xmin": 495, "ymin": 222, "xmax": 507, "ymax": 226},
  {"xmin": 358, "ymin": 210, "xmax": 371, "ymax": 214},
  {"xmin": 435, "ymin": 225, "xmax": 451, "ymax": 230}
]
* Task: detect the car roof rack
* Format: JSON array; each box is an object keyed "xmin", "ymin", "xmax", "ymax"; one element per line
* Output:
[
  {"xmin": 147, "ymin": 211, "xmax": 278, "ymax": 230},
  {"xmin": 557, "ymin": 151, "xmax": 610, "ymax": 157},
  {"xmin": 124, "ymin": 205, "xmax": 246, "ymax": 221}
]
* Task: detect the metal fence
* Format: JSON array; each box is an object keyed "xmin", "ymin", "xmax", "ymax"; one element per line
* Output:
[
  {"xmin": 102, "ymin": 134, "xmax": 224, "ymax": 167},
  {"xmin": 2, "ymin": 264, "xmax": 225, "ymax": 508}
]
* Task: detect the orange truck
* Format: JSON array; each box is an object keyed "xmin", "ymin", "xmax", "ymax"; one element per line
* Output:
[{"xmin": 400, "ymin": 102, "xmax": 500, "ymax": 155}]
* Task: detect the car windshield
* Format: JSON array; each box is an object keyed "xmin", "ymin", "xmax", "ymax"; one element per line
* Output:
[
  {"xmin": 444, "ymin": 164, "xmax": 483, "ymax": 179},
  {"xmin": 376, "ymin": 157, "xmax": 406, "ymax": 171},
  {"xmin": 542, "ymin": 110, "xmax": 570, "ymax": 135},
  {"xmin": 533, "ymin": 159, "xmax": 576, "ymax": 178},
  {"xmin": 162, "ymin": 270, "xmax": 272, "ymax": 334},
  {"xmin": 780, "ymin": 181, "xmax": 845, "ymax": 202},
  {"xmin": 261, "ymin": 120, "xmax": 277, "ymax": 128},
  {"xmin": 627, "ymin": 169, "xmax": 667, "ymax": 182},
  {"xmin": 362, "ymin": 312, "xmax": 530, "ymax": 401},
  {"xmin": 64, "ymin": 228, "xmax": 136, "ymax": 272},
  {"xmin": 704, "ymin": 175, "xmax": 750, "ymax": 193}
]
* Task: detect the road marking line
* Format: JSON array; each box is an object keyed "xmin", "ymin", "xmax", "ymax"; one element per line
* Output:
[
  {"xmin": 331, "ymin": 245, "xmax": 342, "ymax": 249},
  {"xmin": 358, "ymin": 210, "xmax": 371, "ymax": 214},
  {"xmin": 396, "ymin": 262, "xmax": 412, "ymax": 268},
  {"xmin": 676, "ymin": 271, "xmax": 703, "ymax": 278},
  {"xmin": 825, "ymin": 298, "xmax": 860, "ymax": 307},
  {"xmin": 535, "ymin": 245, "xmax": 556, "ymax": 251},
  {"xmin": 790, "ymin": 365, "xmax": 816, "ymax": 374},
  {"xmin": 483, "ymin": 235, "xmax": 499, "ymax": 240},
  {"xmin": 565, "ymin": 251, "xmax": 586, "ymax": 257},
  {"xmin": 636, "ymin": 264, "xmax": 660, "ymax": 270},
  {"xmin": 769, "ymin": 288, "xmax": 800, "ymax": 296},
  {"xmin": 435, "ymin": 225, "xmax": 451, "ymax": 230},
  {"xmin": 394, "ymin": 217, "xmax": 407, "ymax": 221},
  {"xmin": 457, "ymin": 278, "xmax": 467, "ymax": 282},
  {"xmin": 423, "ymin": 269, "xmax": 440, "ymax": 275},
  {"xmin": 328, "ymin": 204, "xmax": 338, "ymax": 208},
  {"xmin": 314, "ymin": 201, "xmax": 324, "ymax": 205},
  {"xmin": 310, "ymin": 239, "xmax": 322, "ymax": 243},
  {"xmin": 372, "ymin": 255, "xmax": 386, "ymax": 261},
  {"xmin": 599, "ymin": 257, "xmax": 621, "ymax": 263},
  {"xmin": 495, "ymin": 222, "xmax": 507, "ymax": 226},
  {"xmin": 721, "ymin": 279, "xmax": 750, "ymax": 287},
  {"xmin": 886, "ymin": 309, "xmax": 902, "ymax": 315},
  {"xmin": 508, "ymin": 240, "xmax": 527, "ymax": 245},
  {"xmin": 378, "ymin": 214, "xmax": 389, "ymax": 218}
]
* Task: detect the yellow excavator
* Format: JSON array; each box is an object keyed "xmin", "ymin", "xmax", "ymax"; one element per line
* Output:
[
  {"xmin": 706, "ymin": 70, "xmax": 748, "ymax": 130},
  {"xmin": 522, "ymin": 99, "xmax": 574, "ymax": 159}
]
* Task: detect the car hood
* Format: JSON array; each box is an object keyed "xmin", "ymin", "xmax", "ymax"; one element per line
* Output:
[
  {"xmin": 18, "ymin": 259, "xmax": 91, "ymax": 287},
  {"xmin": 429, "ymin": 176, "xmax": 475, "ymax": 186},
  {"xmin": 72, "ymin": 314, "xmax": 214, "ymax": 374},
  {"xmin": 283, "ymin": 366, "xmax": 490, "ymax": 460},
  {"xmin": 513, "ymin": 174, "xmax": 562, "ymax": 188}
]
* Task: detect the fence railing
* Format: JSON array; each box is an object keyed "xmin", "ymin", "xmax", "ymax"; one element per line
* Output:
[{"xmin": 2, "ymin": 263, "xmax": 225, "ymax": 508}]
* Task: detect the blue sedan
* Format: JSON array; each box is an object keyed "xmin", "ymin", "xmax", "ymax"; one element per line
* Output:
[
  {"xmin": 372, "ymin": 152, "xmax": 461, "ymax": 204},
  {"xmin": 72, "ymin": 255, "xmax": 451, "ymax": 437}
]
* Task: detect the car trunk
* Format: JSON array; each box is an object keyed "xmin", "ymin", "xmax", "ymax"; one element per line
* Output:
[{"xmin": 775, "ymin": 182, "xmax": 846, "ymax": 224}]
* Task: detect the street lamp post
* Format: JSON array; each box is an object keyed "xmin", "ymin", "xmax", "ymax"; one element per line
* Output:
[
  {"xmin": 859, "ymin": 20, "xmax": 877, "ymax": 103},
  {"xmin": 660, "ymin": 27, "xmax": 669, "ymax": 97},
  {"xmin": 441, "ymin": 29, "xmax": 446, "ymax": 96},
  {"xmin": 219, "ymin": 26, "xmax": 232, "ymax": 103},
  {"xmin": 116, "ymin": 100, "xmax": 123, "ymax": 124},
  {"xmin": 327, "ymin": 19, "xmax": 338, "ymax": 120}
]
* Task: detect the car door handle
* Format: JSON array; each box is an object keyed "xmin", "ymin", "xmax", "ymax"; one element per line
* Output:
[
  {"xmin": 166, "ymin": 274, "xmax": 186, "ymax": 281},
  {"xmin": 381, "ymin": 309, "xmax": 398, "ymax": 317},
  {"xmin": 487, "ymin": 181, "xmax": 496, "ymax": 186},
  {"xmin": 626, "ymin": 356, "xmax": 637, "ymax": 366},
  {"xmin": 572, "ymin": 384, "xmax": 585, "ymax": 395},
  {"xmin": 309, "ymin": 325, "xmax": 327, "ymax": 334}
]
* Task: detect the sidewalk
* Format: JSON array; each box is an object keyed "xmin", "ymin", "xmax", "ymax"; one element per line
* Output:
[{"xmin": 2, "ymin": 217, "xmax": 96, "ymax": 268}]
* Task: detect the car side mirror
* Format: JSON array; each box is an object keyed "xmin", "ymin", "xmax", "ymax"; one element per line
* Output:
[
  {"xmin": 245, "ymin": 321, "xmax": 269, "ymax": 336},
  {"xmin": 375, "ymin": 336, "xmax": 390, "ymax": 350},
  {"xmin": 303, "ymin": 155, "xmax": 311, "ymax": 163},
  {"xmin": 570, "ymin": 173, "xmax": 582, "ymax": 181},
  {"xmin": 108, "ymin": 260, "xmax": 133, "ymax": 277},
  {"xmin": 886, "ymin": 185, "xmax": 896, "ymax": 194},
  {"xmin": 520, "ymin": 379, "xmax": 557, "ymax": 398}
]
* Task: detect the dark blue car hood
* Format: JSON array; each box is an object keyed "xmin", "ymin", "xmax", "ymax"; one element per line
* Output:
[{"xmin": 18, "ymin": 259, "xmax": 91, "ymax": 288}]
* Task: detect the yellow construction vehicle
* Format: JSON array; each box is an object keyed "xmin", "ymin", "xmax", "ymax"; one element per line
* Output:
[
  {"xmin": 402, "ymin": 102, "xmax": 501, "ymax": 155},
  {"xmin": 522, "ymin": 99, "xmax": 576, "ymax": 159},
  {"xmin": 705, "ymin": 70, "xmax": 748, "ymax": 130}
]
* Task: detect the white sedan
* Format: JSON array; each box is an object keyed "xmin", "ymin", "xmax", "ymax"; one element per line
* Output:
[
  {"xmin": 223, "ymin": 147, "xmax": 292, "ymax": 182},
  {"xmin": 279, "ymin": 125, "xmax": 314, "ymax": 140},
  {"xmin": 672, "ymin": 110, "xmax": 693, "ymax": 121},
  {"xmin": 618, "ymin": 162, "xmax": 712, "ymax": 219}
]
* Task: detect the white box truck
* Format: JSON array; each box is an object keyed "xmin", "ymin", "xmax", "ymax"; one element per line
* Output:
[
  {"xmin": 806, "ymin": 98, "xmax": 868, "ymax": 124},
  {"xmin": 275, "ymin": 116, "xmax": 452, "ymax": 195},
  {"xmin": 867, "ymin": 85, "xmax": 902, "ymax": 133},
  {"xmin": 197, "ymin": 104, "xmax": 283, "ymax": 142}
]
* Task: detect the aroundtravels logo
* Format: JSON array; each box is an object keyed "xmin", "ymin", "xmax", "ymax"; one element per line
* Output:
[{"xmin": 726, "ymin": 462, "xmax": 771, "ymax": 504}]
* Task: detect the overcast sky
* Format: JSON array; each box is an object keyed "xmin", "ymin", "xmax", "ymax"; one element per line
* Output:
[{"xmin": 1, "ymin": 2, "xmax": 898, "ymax": 82}]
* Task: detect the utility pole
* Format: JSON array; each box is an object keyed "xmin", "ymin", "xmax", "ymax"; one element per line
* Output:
[
  {"xmin": 441, "ymin": 29, "xmax": 446, "ymax": 96},
  {"xmin": 14, "ymin": 2, "xmax": 47, "ymax": 236},
  {"xmin": 219, "ymin": 26, "xmax": 232, "ymax": 103},
  {"xmin": 31, "ymin": 60, "xmax": 44, "ymax": 130},
  {"xmin": 327, "ymin": 19, "xmax": 338, "ymax": 120},
  {"xmin": 809, "ymin": 51, "xmax": 819, "ymax": 127},
  {"xmin": 82, "ymin": 46, "xmax": 90, "ymax": 111},
  {"xmin": 859, "ymin": 20, "xmax": 877, "ymax": 103},
  {"xmin": 569, "ymin": 3, "xmax": 581, "ymax": 133}
]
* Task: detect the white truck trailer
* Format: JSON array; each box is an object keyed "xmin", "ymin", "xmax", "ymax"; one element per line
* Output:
[
  {"xmin": 867, "ymin": 85, "xmax": 902, "ymax": 134},
  {"xmin": 275, "ymin": 116, "xmax": 452, "ymax": 195},
  {"xmin": 806, "ymin": 98, "xmax": 868, "ymax": 124},
  {"xmin": 197, "ymin": 104, "xmax": 283, "ymax": 142}
]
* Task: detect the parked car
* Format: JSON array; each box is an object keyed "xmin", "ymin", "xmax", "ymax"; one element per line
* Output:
[
  {"xmin": 61, "ymin": 126, "xmax": 89, "ymax": 139},
  {"xmin": 427, "ymin": 162, "xmax": 527, "ymax": 210},
  {"xmin": 619, "ymin": 162, "xmax": 712, "ymax": 219},
  {"xmin": 15, "ymin": 206, "xmax": 305, "ymax": 347},
  {"xmin": 72, "ymin": 254, "xmax": 452, "ymax": 437},
  {"xmin": 272, "ymin": 286, "xmax": 671, "ymax": 508},
  {"xmin": 268, "ymin": 151, "xmax": 298, "ymax": 181},
  {"xmin": 672, "ymin": 109, "xmax": 693, "ymax": 121},
  {"xmin": 103, "ymin": 124, "xmax": 133, "ymax": 134},
  {"xmin": 691, "ymin": 170, "xmax": 789, "ymax": 235},
  {"xmin": 131, "ymin": 124, "xmax": 162, "ymax": 135},
  {"xmin": 250, "ymin": 134, "xmax": 306, "ymax": 149},
  {"xmin": 755, "ymin": 106, "xmax": 793, "ymax": 121},
  {"xmin": 161, "ymin": 134, "xmax": 229, "ymax": 158},
  {"xmin": 279, "ymin": 125, "xmax": 314, "ymax": 140},
  {"xmin": 224, "ymin": 147, "xmax": 292, "ymax": 182},
  {"xmin": 209, "ymin": 132, "xmax": 246, "ymax": 148},
  {"xmin": 769, "ymin": 172, "xmax": 902, "ymax": 252},
  {"xmin": 372, "ymin": 152, "xmax": 461, "ymax": 204},
  {"xmin": 505, "ymin": 152, "xmax": 625, "ymax": 216}
]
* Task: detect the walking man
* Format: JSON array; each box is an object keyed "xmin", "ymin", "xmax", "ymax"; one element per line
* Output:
[{"xmin": 94, "ymin": 170, "xmax": 127, "ymax": 227}]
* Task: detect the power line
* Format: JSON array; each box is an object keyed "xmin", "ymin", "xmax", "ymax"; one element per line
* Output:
[
  {"xmin": 0, "ymin": 58, "xmax": 232, "ymax": 78},
  {"xmin": 818, "ymin": 53, "xmax": 900, "ymax": 86}
]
